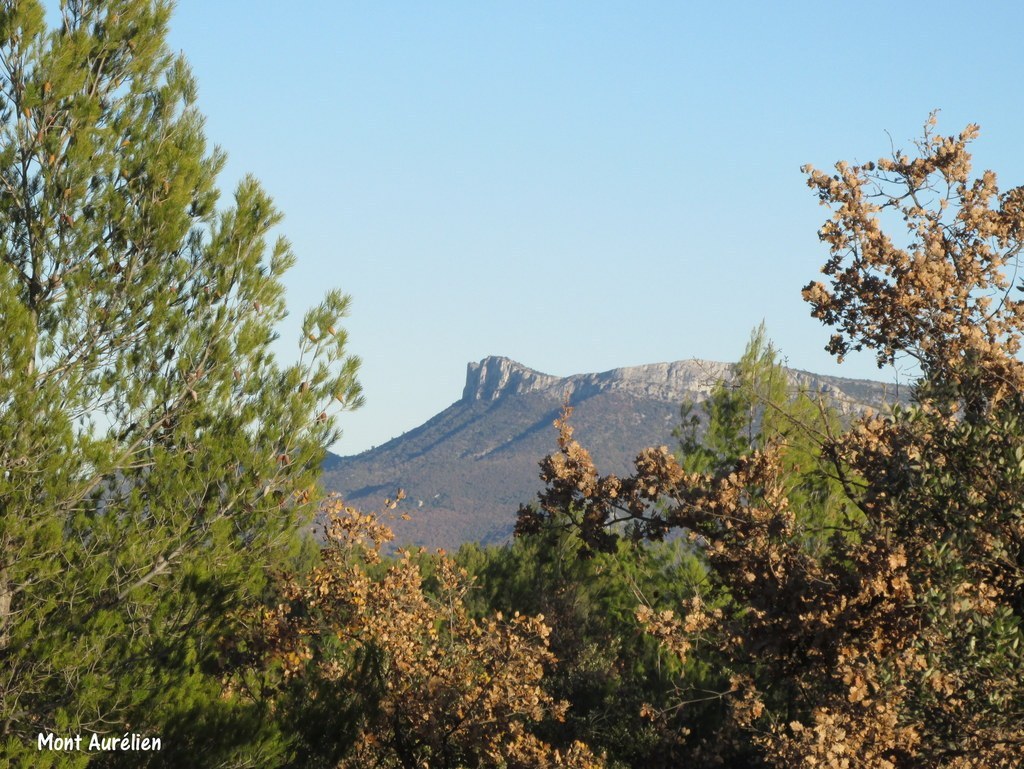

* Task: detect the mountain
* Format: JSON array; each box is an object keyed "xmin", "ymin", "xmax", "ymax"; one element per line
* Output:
[{"xmin": 320, "ymin": 356, "xmax": 904, "ymax": 550}]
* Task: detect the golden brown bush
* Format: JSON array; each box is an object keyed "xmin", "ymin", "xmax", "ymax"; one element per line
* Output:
[{"xmin": 234, "ymin": 495, "xmax": 603, "ymax": 768}]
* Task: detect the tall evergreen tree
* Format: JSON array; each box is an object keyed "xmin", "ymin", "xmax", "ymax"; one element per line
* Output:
[
  {"xmin": 0, "ymin": 2, "xmax": 361, "ymax": 764},
  {"xmin": 673, "ymin": 324, "xmax": 786, "ymax": 476},
  {"xmin": 674, "ymin": 325, "xmax": 850, "ymax": 552}
]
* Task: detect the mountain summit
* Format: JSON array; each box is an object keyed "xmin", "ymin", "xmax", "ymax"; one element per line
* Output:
[
  {"xmin": 461, "ymin": 357, "xmax": 563, "ymax": 401},
  {"xmin": 321, "ymin": 356, "xmax": 902, "ymax": 549}
]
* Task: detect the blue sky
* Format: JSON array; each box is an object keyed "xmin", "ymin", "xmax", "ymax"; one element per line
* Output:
[{"xmin": 158, "ymin": 1, "xmax": 1024, "ymax": 454}]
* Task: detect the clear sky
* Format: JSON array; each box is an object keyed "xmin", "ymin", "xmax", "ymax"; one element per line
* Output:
[{"xmin": 156, "ymin": 1, "xmax": 1024, "ymax": 455}]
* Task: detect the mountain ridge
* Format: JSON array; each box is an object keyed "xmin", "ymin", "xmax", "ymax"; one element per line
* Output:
[
  {"xmin": 321, "ymin": 355, "xmax": 904, "ymax": 549},
  {"xmin": 460, "ymin": 355, "xmax": 899, "ymax": 413}
]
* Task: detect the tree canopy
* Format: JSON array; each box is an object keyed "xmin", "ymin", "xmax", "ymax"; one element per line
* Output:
[{"xmin": 521, "ymin": 117, "xmax": 1024, "ymax": 767}]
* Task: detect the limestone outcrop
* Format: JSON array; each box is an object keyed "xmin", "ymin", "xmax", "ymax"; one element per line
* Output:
[{"xmin": 461, "ymin": 355, "xmax": 899, "ymax": 414}]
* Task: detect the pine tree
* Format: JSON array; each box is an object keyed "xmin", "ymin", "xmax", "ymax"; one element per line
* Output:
[
  {"xmin": 673, "ymin": 325, "xmax": 850, "ymax": 552},
  {"xmin": 673, "ymin": 324, "xmax": 787, "ymax": 475},
  {"xmin": 0, "ymin": 2, "xmax": 361, "ymax": 764}
]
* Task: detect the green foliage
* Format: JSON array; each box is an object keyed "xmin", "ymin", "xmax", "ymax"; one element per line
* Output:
[
  {"xmin": 0, "ymin": 2, "xmax": 360, "ymax": 763},
  {"xmin": 457, "ymin": 521, "xmax": 725, "ymax": 768},
  {"xmin": 673, "ymin": 327, "xmax": 782, "ymax": 475},
  {"xmin": 675, "ymin": 324, "xmax": 852, "ymax": 554}
]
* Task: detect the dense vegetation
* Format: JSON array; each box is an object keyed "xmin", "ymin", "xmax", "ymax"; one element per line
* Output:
[
  {"xmin": 517, "ymin": 118, "xmax": 1024, "ymax": 767},
  {"xmin": 1, "ymin": 2, "xmax": 1022, "ymax": 767}
]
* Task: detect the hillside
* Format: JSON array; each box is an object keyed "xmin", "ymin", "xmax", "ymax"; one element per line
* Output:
[{"xmin": 320, "ymin": 356, "xmax": 903, "ymax": 550}]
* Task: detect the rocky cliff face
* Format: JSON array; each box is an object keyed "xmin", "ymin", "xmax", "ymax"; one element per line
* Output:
[
  {"xmin": 462, "ymin": 356, "xmax": 732, "ymax": 403},
  {"xmin": 461, "ymin": 355, "xmax": 898, "ymax": 414},
  {"xmin": 461, "ymin": 357, "xmax": 562, "ymax": 401}
]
